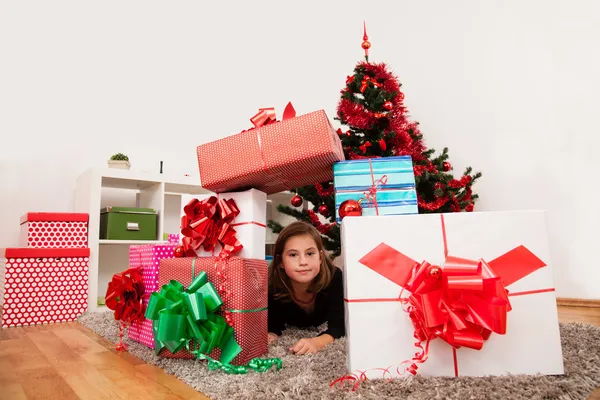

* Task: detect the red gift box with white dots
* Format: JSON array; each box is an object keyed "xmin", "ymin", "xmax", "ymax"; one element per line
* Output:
[
  {"xmin": 19, "ymin": 213, "xmax": 89, "ymax": 249},
  {"xmin": 1, "ymin": 248, "xmax": 89, "ymax": 328},
  {"xmin": 127, "ymin": 243, "xmax": 177, "ymax": 348},
  {"xmin": 197, "ymin": 109, "xmax": 345, "ymax": 194},
  {"xmin": 157, "ymin": 257, "xmax": 268, "ymax": 365}
]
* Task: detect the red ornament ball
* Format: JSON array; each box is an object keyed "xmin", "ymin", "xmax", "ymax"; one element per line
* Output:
[
  {"xmin": 466, "ymin": 204, "xmax": 474, "ymax": 212},
  {"xmin": 362, "ymin": 41, "xmax": 371, "ymax": 50},
  {"xmin": 379, "ymin": 139, "xmax": 387, "ymax": 152},
  {"xmin": 443, "ymin": 162, "xmax": 452, "ymax": 171},
  {"xmin": 383, "ymin": 101, "xmax": 393, "ymax": 111},
  {"xmin": 428, "ymin": 265, "xmax": 442, "ymax": 280},
  {"xmin": 291, "ymin": 195, "xmax": 303, "ymax": 207},
  {"xmin": 318, "ymin": 204, "xmax": 329, "ymax": 216},
  {"xmin": 174, "ymin": 246, "xmax": 184, "ymax": 258},
  {"xmin": 339, "ymin": 199, "xmax": 363, "ymax": 219}
]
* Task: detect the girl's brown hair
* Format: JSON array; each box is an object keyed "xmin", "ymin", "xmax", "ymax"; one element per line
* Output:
[{"xmin": 268, "ymin": 221, "xmax": 337, "ymax": 302}]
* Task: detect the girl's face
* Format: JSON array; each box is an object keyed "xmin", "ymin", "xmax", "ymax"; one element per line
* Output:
[{"xmin": 281, "ymin": 234, "xmax": 322, "ymax": 286}]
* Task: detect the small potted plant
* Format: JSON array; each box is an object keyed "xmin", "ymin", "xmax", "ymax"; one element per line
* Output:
[{"xmin": 108, "ymin": 153, "xmax": 131, "ymax": 170}]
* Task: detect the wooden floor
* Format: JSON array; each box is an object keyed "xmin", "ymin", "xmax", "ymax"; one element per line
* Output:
[{"xmin": 0, "ymin": 305, "xmax": 598, "ymax": 400}]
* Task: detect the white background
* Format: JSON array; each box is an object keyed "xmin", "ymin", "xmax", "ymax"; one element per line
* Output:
[{"xmin": 1, "ymin": 0, "xmax": 598, "ymax": 298}]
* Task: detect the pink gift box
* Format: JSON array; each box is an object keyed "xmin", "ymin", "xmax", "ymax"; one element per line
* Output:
[
  {"xmin": 128, "ymin": 310, "xmax": 155, "ymax": 349},
  {"xmin": 127, "ymin": 243, "xmax": 176, "ymax": 347}
]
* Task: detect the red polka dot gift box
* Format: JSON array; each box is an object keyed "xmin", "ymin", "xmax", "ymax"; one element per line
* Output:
[
  {"xmin": 127, "ymin": 243, "xmax": 177, "ymax": 348},
  {"xmin": 20, "ymin": 212, "xmax": 89, "ymax": 249},
  {"xmin": 1, "ymin": 248, "xmax": 89, "ymax": 328},
  {"xmin": 155, "ymin": 257, "xmax": 268, "ymax": 366},
  {"xmin": 196, "ymin": 103, "xmax": 345, "ymax": 195}
]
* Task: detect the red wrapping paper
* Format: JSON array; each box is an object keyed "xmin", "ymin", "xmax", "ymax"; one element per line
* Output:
[
  {"xmin": 197, "ymin": 108, "xmax": 345, "ymax": 194},
  {"xmin": 157, "ymin": 257, "xmax": 268, "ymax": 365}
]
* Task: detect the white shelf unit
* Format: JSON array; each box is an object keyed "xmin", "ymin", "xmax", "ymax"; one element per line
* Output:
[
  {"xmin": 73, "ymin": 167, "xmax": 298, "ymax": 312},
  {"xmin": 74, "ymin": 167, "xmax": 211, "ymax": 312}
]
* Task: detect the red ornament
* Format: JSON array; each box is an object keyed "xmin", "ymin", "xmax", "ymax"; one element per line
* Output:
[
  {"xmin": 291, "ymin": 195, "xmax": 303, "ymax": 207},
  {"xmin": 359, "ymin": 141, "xmax": 372, "ymax": 154},
  {"xmin": 346, "ymin": 75, "xmax": 354, "ymax": 84},
  {"xmin": 443, "ymin": 162, "xmax": 452, "ymax": 171},
  {"xmin": 428, "ymin": 265, "xmax": 442, "ymax": 280},
  {"xmin": 466, "ymin": 204, "xmax": 474, "ymax": 212},
  {"xmin": 383, "ymin": 101, "xmax": 393, "ymax": 111},
  {"xmin": 174, "ymin": 246, "xmax": 184, "ymax": 258},
  {"xmin": 379, "ymin": 139, "xmax": 387, "ymax": 152},
  {"xmin": 339, "ymin": 199, "xmax": 363, "ymax": 219},
  {"xmin": 318, "ymin": 204, "xmax": 330, "ymax": 216}
]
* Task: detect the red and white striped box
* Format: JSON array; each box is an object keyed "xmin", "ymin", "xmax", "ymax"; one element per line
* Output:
[
  {"xmin": 20, "ymin": 213, "xmax": 89, "ymax": 248},
  {"xmin": 1, "ymin": 248, "xmax": 89, "ymax": 328}
]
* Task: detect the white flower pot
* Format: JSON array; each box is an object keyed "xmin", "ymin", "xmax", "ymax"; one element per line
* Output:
[{"xmin": 107, "ymin": 160, "xmax": 131, "ymax": 170}]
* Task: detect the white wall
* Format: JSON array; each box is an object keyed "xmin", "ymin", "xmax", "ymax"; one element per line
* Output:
[{"xmin": 1, "ymin": 0, "xmax": 599, "ymax": 299}]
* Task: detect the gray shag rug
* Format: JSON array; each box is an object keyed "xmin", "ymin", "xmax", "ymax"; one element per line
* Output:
[{"xmin": 78, "ymin": 311, "xmax": 600, "ymax": 400}]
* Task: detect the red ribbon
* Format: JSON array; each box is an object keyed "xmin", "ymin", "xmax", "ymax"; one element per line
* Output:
[
  {"xmin": 248, "ymin": 102, "xmax": 296, "ymax": 130},
  {"xmin": 180, "ymin": 196, "xmax": 244, "ymax": 260},
  {"xmin": 105, "ymin": 266, "xmax": 146, "ymax": 324},
  {"xmin": 396, "ymin": 255, "xmax": 511, "ymax": 375},
  {"xmin": 361, "ymin": 158, "xmax": 388, "ymax": 215}
]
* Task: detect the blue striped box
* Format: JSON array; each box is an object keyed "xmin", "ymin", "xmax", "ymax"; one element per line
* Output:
[{"xmin": 333, "ymin": 156, "xmax": 419, "ymax": 223}]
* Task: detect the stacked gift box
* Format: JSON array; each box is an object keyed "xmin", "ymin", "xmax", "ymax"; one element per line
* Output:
[
  {"xmin": 2, "ymin": 213, "xmax": 90, "ymax": 328},
  {"xmin": 125, "ymin": 103, "xmax": 345, "ymax": 366}
]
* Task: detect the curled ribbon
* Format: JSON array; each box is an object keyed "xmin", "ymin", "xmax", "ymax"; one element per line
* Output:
[
  {"xmin": 146, "ymin": 273, "xmax": 282, "ymax": 374},
  {"xmin": 398, "ymin": 255, "xmax": 511, "ymax": 375},
  {"xmin": 360, "ymin": 159, "xmax": 388, "ymax": 215},
  {"xmin": 180, "ymin": 196, "xmax": 243, "ymax": 259}
]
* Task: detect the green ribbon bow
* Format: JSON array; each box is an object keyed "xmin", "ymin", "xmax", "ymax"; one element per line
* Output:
[{"xmin": 145, "ymin": 259, "xmax": 282, "ymax": 374}]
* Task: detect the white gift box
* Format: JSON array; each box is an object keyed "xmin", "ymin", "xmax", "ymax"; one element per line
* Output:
[
  {"xmin": 180, "ymin": 189, "xmax": 266, "ymax": 260},
  {"xmin": 341, "ymin": 211, "xmax": 564, "ymax": 379}
]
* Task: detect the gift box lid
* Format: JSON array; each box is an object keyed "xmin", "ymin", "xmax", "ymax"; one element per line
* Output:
[
  {"xmin": 20, "ymin": 212, "xmax": 89, "ymax": 225},
  {"xmin": 100, "ymin": 207, "xmax": 156, "ymax": 215},
  {"xmin": 4, "ymin": 247, "xmax": 91, "ymax": 258}
]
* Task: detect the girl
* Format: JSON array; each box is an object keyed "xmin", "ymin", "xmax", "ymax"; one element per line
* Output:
[{"xmin": 268, "ymin": 221, "xmax": 345, "ymax": 355}]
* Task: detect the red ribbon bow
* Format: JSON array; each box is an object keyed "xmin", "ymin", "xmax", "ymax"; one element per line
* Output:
[
  {"xmin": 180, "ymin": 196, "xmax": 244, "ymax": 259},
  {"xmin": 105, "ymin": 266, "xmax": 146, "ymax": 324},
  {"xmin": 398, "ymin": 255, "xmax": 511, "ymax": 375},
  {"xmin": 248, "ymin": 102, "xmax": 296, "ymax": 130}
]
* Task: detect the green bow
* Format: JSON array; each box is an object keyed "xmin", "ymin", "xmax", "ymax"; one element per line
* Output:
[
  {"xmin": 146, "ymin": 272, "xmax": 242, "ymax": 364},
  {"xmin": 146, "ymin": 261, "xmax": 282, "ymax": 374}
]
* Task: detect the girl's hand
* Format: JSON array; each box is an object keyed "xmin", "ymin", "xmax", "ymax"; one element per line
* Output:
[
  {"xmin": 268, "ymin": 332, "xmax": 279, "ymax": 344},
  {"xmin": 289, "ymin": 334, "xmax": 334, "ymax": 355}
]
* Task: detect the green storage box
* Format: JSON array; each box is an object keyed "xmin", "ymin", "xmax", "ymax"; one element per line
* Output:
[{"xmin": 99, "ymin": 207, "xmax": 158, "ymax": 240}]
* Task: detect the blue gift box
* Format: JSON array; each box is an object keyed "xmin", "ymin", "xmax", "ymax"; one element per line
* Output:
[{"xmin": 333, "ymin": 156, "xmax": 419, "ymax": 223}]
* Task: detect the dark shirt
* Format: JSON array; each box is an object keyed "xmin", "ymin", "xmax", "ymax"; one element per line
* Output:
[{"xmin": 268, "ymin": 267, "xmax": 345, "ymax": 339}]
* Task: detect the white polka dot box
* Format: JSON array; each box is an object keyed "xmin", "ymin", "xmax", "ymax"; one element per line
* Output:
[
  {"xmin": 156, "ymin": 257, "xmax": 268, "ymax": 366},
  {"xmin": 1, "ymin": 247, "xmax": 89, "ymax": 328},
  {"xmin": 19, "ymin": 212, "xmax": 89, "ymax": 249},
  {"xmin": 127, "ymin": 243, "xmax": 177, "ymax": 348},
  {"xmin": 196, "ymin": 108, "xmax": 345, "ymax": 195}
]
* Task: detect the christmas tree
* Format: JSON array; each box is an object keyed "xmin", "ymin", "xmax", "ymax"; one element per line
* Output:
[{"xmin": 268, "ymin": 23, "xmax": 482, "ymax": 257}]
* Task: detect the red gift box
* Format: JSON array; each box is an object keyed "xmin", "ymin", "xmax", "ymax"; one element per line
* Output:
[
  {"xmin": 197, "ymin": 105, "xmax": 345, "ymax": 194},
  {"xmin": 1, "ymin": 248, "xmax": 89, "ymax": 328},
  {"xmin": 157, "ymin": 257, "xmax": 268, "ymax": 365},
  {"xmin": 20, "ymin": 212, "xmax": 89, "ymax": 248}
]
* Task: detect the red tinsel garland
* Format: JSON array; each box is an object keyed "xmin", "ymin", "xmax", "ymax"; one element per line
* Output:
[
  {"xmin": 315, "ymin": 183, "xmax": 335, "ymax": 197},
  {"xmin": 308, "ymin": 210, "xmax": 334, "ymax": 235}
]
